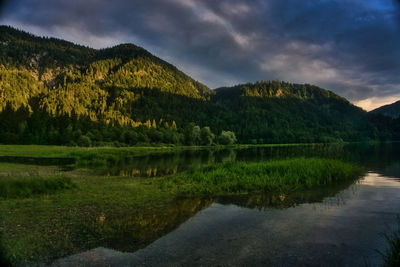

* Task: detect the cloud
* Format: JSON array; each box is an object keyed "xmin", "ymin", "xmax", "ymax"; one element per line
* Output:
[
  {"xmin": 0, "ymin": 0, "xmax": 9, "ymax": 16},
  {"xmin": 355, "ymin": 94, "xmax": 400, "ymax": 111},
  {"xmin": 0, "ymin": 0, "xmax": 399, "ymax": 107}
]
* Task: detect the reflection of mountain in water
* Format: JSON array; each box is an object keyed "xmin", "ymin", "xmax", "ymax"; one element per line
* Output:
[
  {"xmin": 53, "ymin": 173, "xmax": 365, "ymax": 266},
  {"xmin": 67, "ymin": 198, "xmax": 212, "ymax": 254},
  {"xmin": 67, "ymin": 174, "xmax": 362, "ymax": 256},
  {"xmin": 216, "ymin": 177, "xmax": 361, "ymax": 211},
  {"xmin": 58, "ymin": 173, "xmax": 400, "ymax": 267},
  {"xmin": 101, "ymin": 149, "xmax": 238, "ymax": 177}
]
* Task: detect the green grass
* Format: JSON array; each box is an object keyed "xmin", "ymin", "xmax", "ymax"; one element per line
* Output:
[
  {"xmin": 0, "ymin": 156, "xmax": 363, "ymax": 265},
  {"xmin": 0, "ymin": 143, "xmax": 317, "ymax": 156},
  {"xmin": 0, "ymin": 174, "xmax": 178, "ymax": 265},
  {"xmin": 0, "ymin": 162, "xmax": 62, "ymax": 177},
  {"xmin": 0, "ymin": 177, "xmax": 75, "ymax": 199},
  {"xmin": 161, "ymin": 158, "xmax": 363, "ymax": 196},
  {"xmin": 0, "ymin": 145, "xmax": 177, "ymax": 158}
]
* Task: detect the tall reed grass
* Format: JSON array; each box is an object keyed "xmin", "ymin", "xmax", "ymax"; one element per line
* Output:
[
  {"xmin": 380, "ymin": 218, "xmax": 400, "ymax": 267},
  {"xmin": 162, "ymin": 158, "xmax": 363, "ymax": 196}
]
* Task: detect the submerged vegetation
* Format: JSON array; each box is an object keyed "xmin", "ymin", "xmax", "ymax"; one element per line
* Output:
[{"xmin": 161, "ymin": 158, "xmax": 363, "ymax": 196}]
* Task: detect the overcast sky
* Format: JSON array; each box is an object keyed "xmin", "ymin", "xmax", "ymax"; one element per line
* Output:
[{"xmin": 1, "ymin": 0, "xmax": 399, "ymax": 110}]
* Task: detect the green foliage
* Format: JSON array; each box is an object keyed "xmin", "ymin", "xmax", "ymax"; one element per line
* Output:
[
  {"xmin": 161, "ymin": 158, "xmax": 364, "ymax": 196},
  {"xmin": 217, "ymin": 131, "xmax": 237, "ymax": 145},
  {"xmin": 371, "ymin": 100, "xmax": 400, "ymax": 119},
  {"xmin": 200, "ymin": 126, "xmax": 215, "ymax": 145},
  {"xmin": 0, "ymin": 26, "xmax": 398, "ymax": 146},
  {"xmin": 76, "ymin": 135, "xmax": 92, "ymax": 147},
  {"xmin": 212, "ymin": 82, "xmax": 387, "ymax": 143},
  {"xmin": 0, "ymin": 176, "xmax": 75, "ymax": 199}
]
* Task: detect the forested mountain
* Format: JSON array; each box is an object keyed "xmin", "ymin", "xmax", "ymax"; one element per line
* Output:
[
  {"xmin": 370, "ymin": 101, "xmax": 400, "ymax": 119},
  {"xmin": 0, "ymin": 25, "xmax": 397, "ymax": 146},
  {"xmin": 210, "ymin": 82, "xmax": 398, "ymax": 143},
  {"xmin": 0, "ymin": 26, "xmax": 216, "ymax": 146}
]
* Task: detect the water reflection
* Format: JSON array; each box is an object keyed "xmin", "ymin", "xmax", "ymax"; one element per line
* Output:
[
  {"xmin": 105, "ymin": 167, "xmax": 179, "ymax": 177},
  {"xmin": 216, "ymin": 180, "xmax": 360, "ymax": 211},
  {"xmin": 98, "ymin": 143, "xmax": 400, "ymax": 177},
  {"xmin": 3, "ymin": 143, "xmax": 400, "ymax": 266},
  {"xmin": 64, "ymin": 198, "xmax": 213, "ymax": 254},
  {"xmin": 56, "ymin": 174, "xmax": 363, "ymax": 260},
  {"xmin": 100, "ymin": 149, "xmax": 237, "ymax": 177},
  {"xmin": 54, "ymin": 173, "xmax": 400, "ymax": 266}
]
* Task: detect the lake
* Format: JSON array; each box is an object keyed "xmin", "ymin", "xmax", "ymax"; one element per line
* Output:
[{"xmin": 2, "ymin": 143, "xmax": 400, "ymax": 266}]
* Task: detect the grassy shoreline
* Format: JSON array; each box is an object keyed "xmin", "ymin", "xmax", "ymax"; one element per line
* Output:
[
  {"xmin": 0, "ymin": 143, "xmax": 328, "ymax": 157},
  {"xmin": 0, "ymin": 156, "xmax": 364, "ymax": 265},
  {"xmin": 161, "ymin": 158, "xmax": 363, "ymax": 197},
  {"xmin": 0, "ymin": 143, "xmax": 329, "ymax": 168}
]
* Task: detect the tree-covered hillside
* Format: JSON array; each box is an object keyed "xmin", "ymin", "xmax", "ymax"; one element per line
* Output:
[
  {"xmin": 0, "ymin": 26, "xmax": 397, "ymax": 146},
  {"xmin": 0, "ymin": 26, "xmax": 217, "ymax": 146},
  {"xmin": 210, "ymin": 81, "xmax": 395, "ymax": 143},
  {"xmin": 370, "ymin": 100, "xmax": 400, "ymax": 119}
]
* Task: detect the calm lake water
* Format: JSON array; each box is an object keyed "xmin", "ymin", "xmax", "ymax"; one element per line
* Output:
[
  {"xmin": 98, "ymin": 143, "xmax": 398, "ymax": 177},
  {"xmin": 48, "ymin": 143, "xmax": 400, "ymax": 266},
  {"xmin": 3, "ymin": 144, "xmax": 399, "ymax": 266}
]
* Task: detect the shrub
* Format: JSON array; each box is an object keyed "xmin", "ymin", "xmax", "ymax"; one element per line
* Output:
[
  {"xmin": 217, "ymin": 131, "xmax": 237, "ymax": 145},
  {"xmin": 77, "ymin": 135, "xmax": 92, "ymax": 147}
]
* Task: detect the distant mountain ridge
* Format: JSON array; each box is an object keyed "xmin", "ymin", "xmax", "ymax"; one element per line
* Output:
[
  {"xmin": 370, "ymin": 100, "xmax": 400, "ymax": 119},
  {"xmin": 0, "ymin": 25, "xmax": 397, "ymax": 145}
]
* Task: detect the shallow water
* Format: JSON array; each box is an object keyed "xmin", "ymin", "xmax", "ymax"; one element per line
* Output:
[
  {"xmin": 126, "ymin": 173, "xmax": 400, "ymax": 266},
  {"xmin": 52, "ymin": 172, "xmax": 400, "ymax": 266},
  {"xmin": 50, "ymin": 143, "xmax": 400, "ymax": 266}
]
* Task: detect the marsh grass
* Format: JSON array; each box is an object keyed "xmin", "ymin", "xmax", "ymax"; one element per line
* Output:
[
  {"xmin": 161, "ymin": 158, "xmax": 363, "ymax": 196},
  {"xmin": 379, "ymin": 218, "xmax": 400, "ymax": 267},
  {"xmin": 0, "ymin": 177, "xmax": 75, "ymax": 199}
]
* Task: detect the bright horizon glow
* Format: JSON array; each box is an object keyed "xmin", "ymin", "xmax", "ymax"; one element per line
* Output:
[{"xmin": 353, "ymin": 96, "xmax": 400, "ymax": 111}]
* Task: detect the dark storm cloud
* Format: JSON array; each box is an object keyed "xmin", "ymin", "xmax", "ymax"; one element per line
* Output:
[
  {"xmin": 0, "ymin": 0, "xmax": 8, "ymax": 15},
  {"xmin": 1, "ymin": 0, "xmax": 400, "ymax": 109}
]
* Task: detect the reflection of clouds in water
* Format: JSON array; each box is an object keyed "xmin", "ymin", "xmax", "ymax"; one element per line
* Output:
[{"xmin": 361, "ymin": 172, "xmax": 400, "ymax": 187}]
